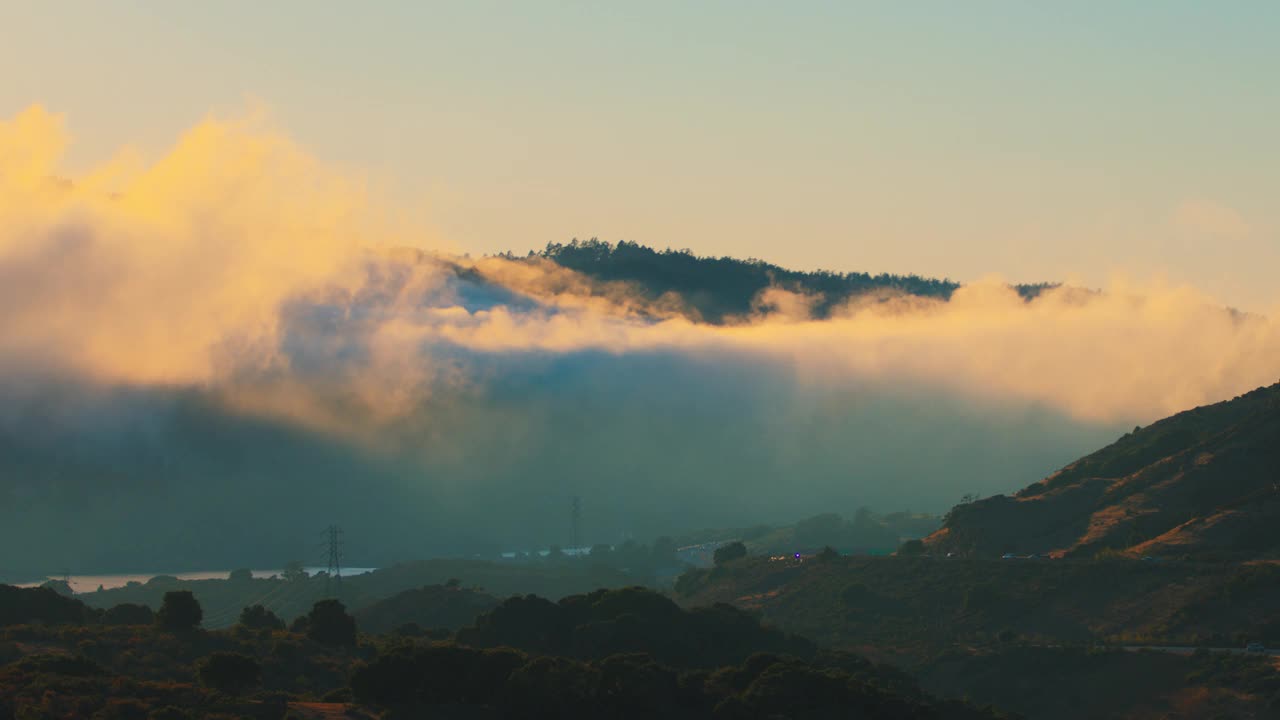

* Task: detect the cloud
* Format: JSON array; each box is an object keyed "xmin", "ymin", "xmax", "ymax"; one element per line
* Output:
[
  {"xmin": 2, "ymin": 106, "xmax": 1279, "ymax": 570},
  {"xmin": 4, "ymin": 106, "xmax": 1276, "ymax": 429},
  {"xmin": 0, "ymin": 104, "xmax": 377, "ymax": 386}
]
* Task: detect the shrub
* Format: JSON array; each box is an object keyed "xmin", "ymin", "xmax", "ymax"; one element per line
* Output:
[
  {"xmin": 195, "ymin": 652, "xmax": 261, "ymax": 695},
  {"xmin": 102, "ymin": 604, "xmax": 154, "ymax": 626},
  {"xmin": 897, "ymin": 539, "xmax": 925, "ymax": 557},
  {"xmin": 238, "ymin": 605, "xmax": 285, "ymax": 631}
]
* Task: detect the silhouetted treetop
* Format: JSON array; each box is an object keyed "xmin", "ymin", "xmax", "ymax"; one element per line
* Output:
[
  {"xmin": 155, "ymin": 590, "xmax": 202, "ymax": 632},
  {"xmin": 305, "ymin": 599, "xmax": 357, "ymax": 647},
  {"xmin": 0, "ymin": 585, "xmax": 93, "ymax": 627},
  {"xmin": 237, "ymin": 604, "xmax": 284, "ymax": 631},
  {"xmin": 456, "ymin": 586, "xmax": 812, "ymax": 668}
]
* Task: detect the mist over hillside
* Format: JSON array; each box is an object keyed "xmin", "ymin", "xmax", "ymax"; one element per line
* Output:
[
  {"xmin": 0, "ymin": 252, "xmax": 1117, "ymax": 575},
  {"xmin": 4, "ymin": 109, "xmax": 1279, "ymax": 578}
]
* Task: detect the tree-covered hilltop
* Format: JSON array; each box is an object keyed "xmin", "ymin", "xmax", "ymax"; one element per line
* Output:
[{"xmin": 504, "ymin": 239, "xmax": 1054, "ymax": 323}]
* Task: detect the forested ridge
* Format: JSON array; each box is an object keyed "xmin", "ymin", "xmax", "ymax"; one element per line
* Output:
[{"xmin": 502, "ymin": 239, "xmax": 1055, "ymax": 323}]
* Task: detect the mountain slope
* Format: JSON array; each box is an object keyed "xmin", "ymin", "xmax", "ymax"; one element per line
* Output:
[{"xmin": 927, "ymin": 382, "xmax": 1280, "ymax": 559}]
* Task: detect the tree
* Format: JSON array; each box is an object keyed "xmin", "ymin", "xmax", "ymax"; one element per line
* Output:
[
  {"xmin": 650, "ymin": 536, "xmax": 677, "ymax": 568},
  {"xmin": 196, "ymin": 652, "xmax": 261, "ymax": 695},
  {"xmin": 0, "ymin": 585, "xmax": 91, "ymax": 626},
  {"xmin": 714, "ymin": 541, "xmax": 747, "ymax": 566},
  {"xmin": 155, "ymin": 590, "xmax": 202, "ymax": 631},
  {"xmin": 281, "ymin": 561, "xmax": 307, "ymax": 582},
  {"xmin": 817, "ymin": 546, "xmax": 839, "ymax": 562},
  {"xmin": 102, "ymin": 603, "xmax": 154, "ymax": 626},
  {"xmin": 228, "ymin": 568, "xmax": 253, "ymax": 582},
  {"xmin": 897, "ymin": 539, "xmax": 925, "ymax": 557},
  {"xmin": 306, "ymin": 599, "xmax": 357, "ymax": 647},
  {"xmin": 238, "ymin": 604, "xmax": 285, "ymax": 631}
]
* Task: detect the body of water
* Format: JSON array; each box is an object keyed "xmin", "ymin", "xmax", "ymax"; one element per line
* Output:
[{"xmin": 17, "ymin": 567, "xmax": 376, "ymax": 594}]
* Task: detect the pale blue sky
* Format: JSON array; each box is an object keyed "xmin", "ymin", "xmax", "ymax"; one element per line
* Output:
[{"xmin": 3, "ymin": 1, "xmax": 1277, "ymax": 308}]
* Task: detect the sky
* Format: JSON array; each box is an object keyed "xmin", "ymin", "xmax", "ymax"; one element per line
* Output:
[{"xmin": 2, "ymin": 1, "xmax": 1277, "ymax": 311}]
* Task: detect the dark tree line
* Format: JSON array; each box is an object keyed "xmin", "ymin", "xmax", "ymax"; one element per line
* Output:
[
  {"xmin": 1, "ymin": 582, "xmax": 1014, "ymax": 719},
  {"xmin": 500, "ymin": 239, "xmax": 1054, "ymax": 323}
]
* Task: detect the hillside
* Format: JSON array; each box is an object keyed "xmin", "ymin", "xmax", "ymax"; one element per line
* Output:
[
  {"xmin": 675, "ymin": 555, "xmax": 1280, "ymax": 659},
  {"xmin": 927, "ymin": 382, "xmax": 1280, "ymax": 560},
  {"xmin": 672, "ymin": 554, "xmax": 1280, "ymax": 715},
  {"xmin": 353, "ymin": 584, "xmax": 500, "ymax": 635}
]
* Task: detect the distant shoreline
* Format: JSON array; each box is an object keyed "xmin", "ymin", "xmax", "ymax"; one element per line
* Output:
[{"xmin": 10, "ymin": 567, "xmax": 377, "ymax": 594}]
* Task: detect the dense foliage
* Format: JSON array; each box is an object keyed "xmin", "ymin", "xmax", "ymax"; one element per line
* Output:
[
  {"xmin": 352, "ymin": 644, "xmax": 1011, "ymax": 719},
  {"xmin": 0, "ymin": 583, "xmax": 1011, "ymax": 720},
  {"xmin": 456, "ymin": 586, "xmax": 814, "ymax": 668},
  {"xmin": 0, "ymin": 585, "xmax": 92, "ymax": 627},
  {"xmin": 7, "ymin": 561, "xmax": 1280, "ymax": 719}
]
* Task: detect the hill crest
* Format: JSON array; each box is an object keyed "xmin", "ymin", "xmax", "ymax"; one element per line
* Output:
[{"xmin": 927, "ymin": 382, "xmax": 1280, "ymax": 559}]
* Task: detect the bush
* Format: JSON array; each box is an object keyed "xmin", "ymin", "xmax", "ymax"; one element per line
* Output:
[
  {"xmin": 196, "ymin": 652, "xmax": 262, "ymax": 695},
  {"xmin": 102, "ymin": 603, "xmax": 154, "ymax": 626},
  {"xmin": 238, "ymin": 605, "xmax": 285, "ymax": 631}
]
